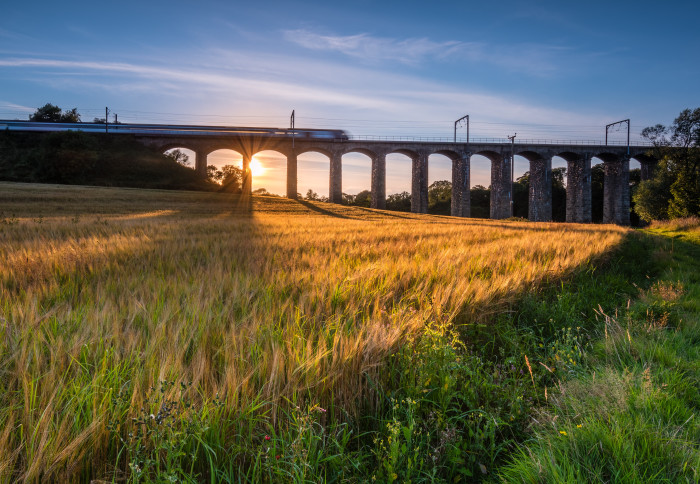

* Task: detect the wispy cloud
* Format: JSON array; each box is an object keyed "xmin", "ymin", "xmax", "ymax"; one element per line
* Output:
[
  {"xmin": 284, "ymin": 29, "xmax": 467, "ymax": 65},
  {"xmin": 0, "ymin": 28, "xmax": 28, "ymax": 41},
  {"xmin": 0, "ymin": 100, "xmax": 35, "ymax": 119},
  {"xmin": 0, "ymin": 57, "xmax": 398, "ymax": 111},
  {"xmin": 0, "ymin": 101, "xmax": 34, "ymax": 112},
  {"xmin": 283, "ymin": 29, "xmax": 571, "ymax": 77}
]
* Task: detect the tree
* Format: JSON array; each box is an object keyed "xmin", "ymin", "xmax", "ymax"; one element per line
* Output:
[
  {"xmin": 513, "ymin": 173, "xmax": 529, "ymax": 218},
  {"xmin": 633, "ymin": 160, "xmax": 673, "ymax": 221},
  {"xmin": 165, "ymin": 149, "xmax": 190, "ymax": 167},
  {"xmin": 206, "ymin": 164, "xmax": 243, "ymax": 192},
  {"xmin": 305, "ymin": 189, "xmax": 321, "ymax": 201},
  {"xmin": 61, "ymin": 108, "xmax": 81, "ymax": 123},
  {"xmin": 635, "ymin": 108, "xmax": 700, "ymax": 221},
  {"xmin": 386, "ymin": 191, "xmax": 411, "ymax": 212},
  {"xmin": 551, "ymin": 167, "xmax": 567, "ymax": 222},
  {"xmin": 428, "ymin": 180, "xmax": 452, "ymax": 214},
  {"xmin": 591, "ymin": 164, "xmax": 605, "ymax": 223},
  {"xmin": 470, "ymin": 185, "xmax": 490, "ymax": 218},
  {"xmin": 207, "ymin": 165, "xmax": 221, "ymax": 182},
  {"xmin": 629, "ymin": 167, "xmax": 642, "ymax": 226},
  {"xmin": 220, "ymin": 165, "xmax": 243, "ymax": 193},
  {"xmin": 253, "ymin": 188, "xmax": 276, "ymax": 196},
  {"xmin": 428, "ymin": 180, "xmax": 451, "ymax": 202},
  {"xmin": 29, "ymin": 103, "xmax": 81, "ymax": 123},
  {"xmin": 353, "ymin": 190, "xmax": 372, "ymax": 207}
]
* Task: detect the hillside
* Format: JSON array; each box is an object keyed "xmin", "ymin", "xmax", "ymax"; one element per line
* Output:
[{"xmin": 0, "ymin": 130, "xmax": 215, "ymax": 191}]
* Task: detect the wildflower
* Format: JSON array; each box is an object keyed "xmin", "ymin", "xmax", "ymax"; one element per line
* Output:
[
  {"xmin": 264, "ymin": 435, "xmax": 271, "ymax": 441},
  {"xmin": 317, "ymin": 407, "xmax": 326, "ymax": 413},
  {"xmin": 576, "ymin": 424, "xmax": 582, "ymax": 428},
  {"xmin": 276, "ymin": 455, "xmax": 280, "ymax": 460},
  {"xmin": 559, "ymin": 430, "xmax": 567, "ymax": 436}
]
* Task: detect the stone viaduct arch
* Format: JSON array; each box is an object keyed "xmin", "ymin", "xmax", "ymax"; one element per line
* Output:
[
  {"xmin": 134, "ymin": 133, "xmax": 657, "ymax": 225},
  {"xmin": 343, "ymin": 148, "xmax": 380, "ymax": 208}
]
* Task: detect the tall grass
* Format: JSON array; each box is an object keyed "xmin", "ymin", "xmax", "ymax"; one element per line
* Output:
[{"xmin": 0, "ymin": 182, "xmax": 629, "ymax": 482}]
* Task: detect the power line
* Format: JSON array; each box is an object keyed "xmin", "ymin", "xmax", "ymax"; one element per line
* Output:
[
  {"xmin": 1, "ymin": 104, "xmax": 650, "ymax": 130},
  {"xmin": 0, "ymin": 104, "xmax": 649, "ymax": 142}
]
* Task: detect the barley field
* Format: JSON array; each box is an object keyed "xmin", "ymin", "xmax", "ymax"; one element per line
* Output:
[{"xmin": 0, "ymin": 182, "xmax": 629, "ymax": 482}]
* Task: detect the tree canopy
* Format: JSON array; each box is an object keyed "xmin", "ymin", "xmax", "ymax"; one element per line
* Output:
[
  {"xmin": 386, "ymin": 191, "xmax": 411, "ymax": 212},
  {"xmin": 29, "ymin": 103, "xmax": 81, "ymax": 123},
  {"xmin": 165, "ymin": 149, "xmax": 190, "ymax": 167},
  {"xmin": 207, "ymin": 164, "xmax": 243, "ymax": 193},
  {"xmin": 634, "ymin": 108, "xmax": 700, "ymax": 221},
  {"xmin": 428, "ymin": 180, "xmax": 452, "ymax": 214}
]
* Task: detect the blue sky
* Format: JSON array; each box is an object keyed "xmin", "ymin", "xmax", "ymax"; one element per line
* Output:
[{"xmin": 2, "ymin": 0, "xmax": 699, "ymax": 195}]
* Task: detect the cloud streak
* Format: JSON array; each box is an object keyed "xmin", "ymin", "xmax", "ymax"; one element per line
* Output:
[
  {"xmin": 0, "ymin": 101, "xmax": 35, "ymax": 113},
  {"xmin": 284, "ymin": 29, "xmax": 467, "ymax": 65},
  {"xmin": 0, "ymin": 57, "xmax": 398, "ymax": 111},
  {"xmin": 283, "ymin": 29, "xmax": 570, "ymax": 76}
]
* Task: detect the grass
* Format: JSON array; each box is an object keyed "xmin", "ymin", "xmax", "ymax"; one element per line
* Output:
[
  {"xmin": 1, "ymin": 181, "xmax": 695, "ymax": 482},
  {"xmin": 497, "ymin": 219, "xmax": 700, "ymax": 483}
]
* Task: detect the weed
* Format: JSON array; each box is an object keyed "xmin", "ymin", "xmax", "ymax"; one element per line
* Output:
[
  {"xmin": 371, "ymin": 398, "xmax": 424, "ymax": 483},
  {"xmin": 108, "ymin": 381, "xmax": 218, "ymax": 483}
]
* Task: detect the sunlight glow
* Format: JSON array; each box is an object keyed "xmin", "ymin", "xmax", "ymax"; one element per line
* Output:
[{"xmin": 250, "ymin": 158, "xmax": 265, "ymax": 177}]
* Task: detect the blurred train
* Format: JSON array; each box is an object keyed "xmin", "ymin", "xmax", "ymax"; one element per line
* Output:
[{"xmin": 0, "ymin": 120, "xmax": 350, "ymax": 141}]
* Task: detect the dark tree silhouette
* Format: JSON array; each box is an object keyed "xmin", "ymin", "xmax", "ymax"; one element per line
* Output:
[
  {"xmin": 634, "ymin": 108, "xmax": 700, "ymax": 220},
  {"xmin": 29, "ymin": 103, "xmax": 81, "ymax": 123}
]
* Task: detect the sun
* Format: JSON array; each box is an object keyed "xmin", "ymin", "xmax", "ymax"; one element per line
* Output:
[{"xmin": 249, "ymin": 158, "xmax": 265, "ymax": 177}]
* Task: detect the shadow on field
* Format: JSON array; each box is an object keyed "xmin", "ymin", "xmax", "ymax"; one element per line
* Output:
[
  {"xmin": 294, "ymin": 199, "xmax": 355, "ymax": 220},
  {"xmin": 0, "ymin": 183, "xmax": 264, "ymax": 297},
  {"xmin": 352, "ymin": 206, "xmax": 423, "ymax": 221},
  {"xmin": 461, "ymin": 220, "xmax": 626, "ymax": 236},
  {"xmin": 330, "ymin": 204, "xmax": 623, "ymax": 236}
]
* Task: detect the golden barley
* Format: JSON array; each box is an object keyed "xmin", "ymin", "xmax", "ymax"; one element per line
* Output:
[{"xmin": 0, "ymin": 182, "xmax": 628, "ymax": 481}]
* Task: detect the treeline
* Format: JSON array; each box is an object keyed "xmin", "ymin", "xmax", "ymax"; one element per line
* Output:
[
  {"xmin": 0, "ymin": 130, "xmax": 215, "ymax": 191},
  {"xmin": 303, "ymin": 185, "xmax": 491, "ymax": 216},
  {"xmin": 634, "ymin": 108, "xmax": 700, "ymax": 221}
]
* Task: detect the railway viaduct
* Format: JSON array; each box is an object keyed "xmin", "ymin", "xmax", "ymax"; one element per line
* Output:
[{"xmin": 136, "ymin": 133, "xmax": 655, "ymax": 225}]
